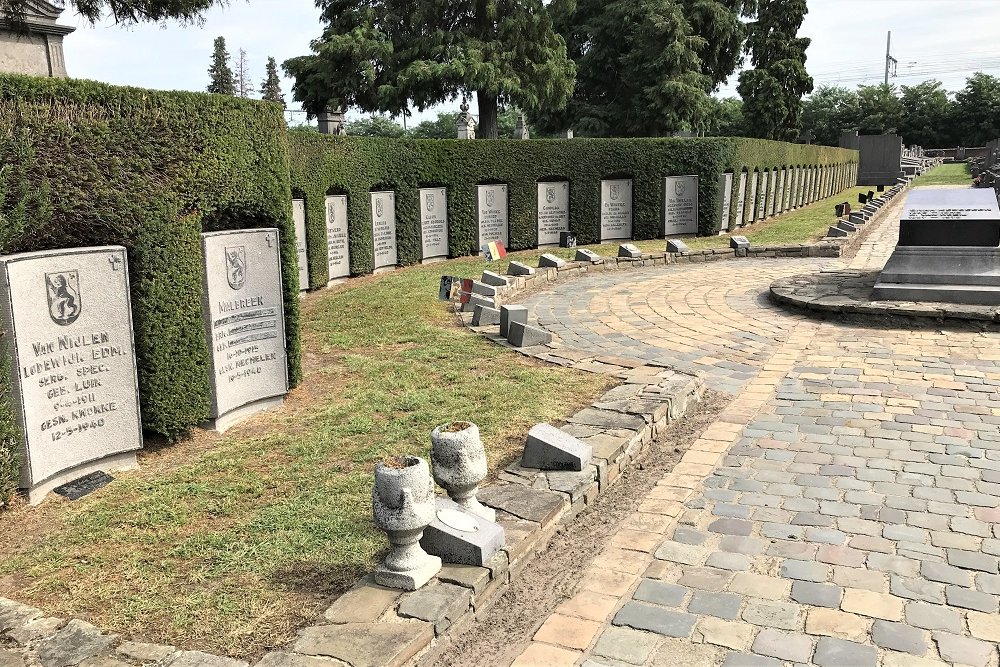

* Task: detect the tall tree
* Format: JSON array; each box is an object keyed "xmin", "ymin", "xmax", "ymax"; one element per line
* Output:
[
  {"xmin": 533, "ymin": 0, "xmax": 711, "ymax": 137},
  {"xmin": 2, "ymin": 0, "xmax": 224, "ymax": 24},
  {"xmin": 235, "ymin": 48, "xmax": 252, "ymax": 98},
  {"xmin": 681, "ymin": 0, "xmax": 752, "ymax": 90},
  {"xmin": 855, "ymin": 83, "xmax": 903, "ymax": 135},
  {"xmin": 207, "ymin": 36, "xmax": 235, "ymax": 96},
  {"xmin": 737, "ymin": 0, "xmax": 813, "ymax": 140},
  {"xmin": 260, "ymin": 57, "xmax": 285, "ymax": 106},
  {"xmin": 898, "ymin": 80, "xmax": 952, "ymax": 147},
  {"xmin": 800, "ymin": 85, "xmax": 859, "ymax": 146},
  {"xmin": 283, "ymin": 0, "xmax": 575, "ymax": 139},
  {"xmin": 344, "ymin": 115, "xmax": 407, "ymax": 137},
  {"xmin": 954, "ymin": 73, "xmax": 1000, "ymax": 147},
  {"xmin": 702, "ymin": 97, "xmax": 746, "ymax": 137}
]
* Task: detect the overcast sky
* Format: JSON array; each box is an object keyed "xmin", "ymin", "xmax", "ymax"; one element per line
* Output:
[{"xmin": 61, "ymin": 0, "xmax": 1000, "ymax": 127}]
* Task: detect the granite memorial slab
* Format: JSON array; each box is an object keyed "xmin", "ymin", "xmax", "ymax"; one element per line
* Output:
[
  {"xmin": 521, "ymin": 423, "xmax": 592, "ymax": 471},
  {"xmin": 601, "ymin": 179, "xmax": 633, "ymax": 240},
  {"xmin": 667, "ymin": 239, "xmax": 690, "ymax": 253},
  {"xmin": 506, "ymin": 321, "xmax": 552, "ymax": 348},
  {"xmin": 756, "ymin": 172, "xmax": 768, "ymax": 220},
  {"xmin": 575, "ymin": 249, "xmax": 601, "ymax": 262},
  {"xmin": 477, "ymin": 184, "xmax": 509, "ymax": 249},
  {"xmin": 775, "ymin": 169, "xmax": 786, "ymax": 213},
  {"xmin": 201, "ymin": 229, "xmax": 289, "ymax": 433},
  {"xmin": 898, "ymin": 188, "xmax": 1000, "ymax": 246},
  {"xmin": 618, "ymin": 244, "xmax": 642, "ymax": 259},
  {"xmin": 292, "ymin": 199, "xmax": 310, "ymax": 291},
  {"xmin": 663, "ymin": 175, "xmax": 699, "ymax": 236},
  {"xmin": 537, "ymin": 182, "xmax": 569, "ymax": 246},
  {"xmin": 766, "ymin": 169, "xmax": 777, "ymax": 217},
  {"xmin": 0, "ymin": 246, "xmax": 143, "ymax": 504},
  {"xmin": 735, "ymin": 172, "xmax": 748, "ymax": 227},
  {"xmin": 371, "ymin": 191, "xmax": 398, "ymax": 271},
  {"xmin": 324, "ymin": 195, "xmax": 351, "ymax": 284},
  {"xmin": 718, "ymin": 173, "xmax": 732, "ymax": 230},
  {"xmin": 746, "ymin": 172, "xmax": 759, "ymax": 225},
  {"xmin": 500, "ymin": 305, "xmax": 528, "ymax": 338},
  {"xmin": 419, "ymin": 187, "xmax": 449, "ymax": 263},
  {"xmin": 730, "ymin": 236, "xmax": 750, "ymax": 252},
  {"xmin": 420, "ymin": 497, "xmax": 505, "ymax": 567},
  {"xmin": 507, "ymin": 261, "xmax": 534, "ymax": 277},
  {"xmin": 480, "ymin": 271, "xmax": 508, "ymax": 287},
  {"xmin": 472, "ymin": 304, "xmax": 501, "ymax": 327},
  {"xmin": 537, "ymin": 253, "xmax": 566, "ymax": 269}
]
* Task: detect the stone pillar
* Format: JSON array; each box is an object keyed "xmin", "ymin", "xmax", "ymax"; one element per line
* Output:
[
  {"xmin": 514, "ymin": 112, "xmax": 530, "ymax": 140},
  {"xmin": 561, "ymin": 128, "xmax": 574, "ymax": 139},
  {"xmin": 456, "ymin": 100, "xmax": 476, "ymax": 140},
  {"xmin": 317, "ymin": 108, "xmax": 346, "ymax": 135}
]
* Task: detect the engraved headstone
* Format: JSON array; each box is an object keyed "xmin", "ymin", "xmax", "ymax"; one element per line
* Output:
[
  {"xmin": 371, "ymin": 191, "xmax": 398, "ymax": 271},
  {"xmin": 663, "ymin": 175, "xmax": 699, "ymax": 236},
  {"xmin": 775, "ymin": 170, "xmax": 786, "ymax": 214},
  {"xmin": 718, "ymin": 173, "xmax": 733, "ymax": 232},
  {"xmin": 419, "ymin": 187, "xmax": 449, "ymax": 263},
  {"xmin": 767, "ymin": 169, "xmax": 777, "ymax": 217},
  {"xmin": 537, "ymin": 182, "xmax": 569, "ymax": 246},
  {"xmin": 325, "ymin": 195, "xmax": 350, "ymax": 283},
  {"xmin": 477, "ymin": 184, "xmax": 509, "ymax": 249},
  {"xmin": 601, "ymin": 179, "xmax": 633, "ymax": 240},
  {"xmin": 783, "ymin": 168, "xmax": 793, "ymax": 211},
  {"xmin": 201, "ymin": 229, "xmax": 289, "ymax": 433},
  {"xmin": 292, "ymin": 199, "xmax": 309, "ymax": 292},
  {"xmin": 757, "ymin": 172, "xmax": 768, "ymax": 220},
  {"xmin": 0, "ymin": 246, "xmax": 142, "ymax": 504},
  {"xmin": 746, "ymin": 172, "xmax": 759, "ymax": 225},
  {"xmin": 735, "ymin": 172, "xmax": 747, "ymax": 228}
]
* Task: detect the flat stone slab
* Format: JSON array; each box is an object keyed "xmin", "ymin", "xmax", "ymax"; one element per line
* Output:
[
  {"xmin": 522, "ymin": 423, "xmax": 593, "ymax": 471},
  {"xmin": 575, "ymin": 249, "xmax": 602, "ymax": 262},
  {"xmin": 618, "ymin": 244, "xmax": 642, "ymax": 259},
  {"xmin": 667, "ymin": 240, "xmax": 690, "ymax": 253},
  {"xmin": 507, "ymin": 321, "xmax": 552, "ymax": 347},
  {"xmin": 160, "ymin": 653, "xmax": 248, "ymax": 667},
  {"xmin": 538, "ymin": 253, "xmax": 566, "ymax": 269},
  {"xmin": 480, "ymin": 270, "xmax": 509, "ymax": 287},
  {"xmin": 38, "ymin": 620, "xmax": 117, "ymax": 667},
  {"xmin": 567, "ymin": 408, "xmax": 646, "ymax": 430},
  {"xmin": 472, "ymin": 305, "xmax": 500, "ymax": 327},
  {"xmin": 255, "ymin": 653, "xmax": 347, "ymax": 667},
  {"xmin": 293, "ymin": 623, "xmax": 434, "ymax": 667},
  {"xmin": 323, "ymin": 575, "xmax": 401, "ymax": 623},
  {"xmin": 500, "ymin": 305, "xmax": 528, "ymax": 338},
  {"xmin": 396, "ymin": 582, "xmax": 471, "ymax": 631},
  {"xmin": 477, "ymin": 484, "xmax": 565, "ymax": 527},
  {"xmin": 507, "ymin": 261, "xmax": 534, "ymax": 276}
]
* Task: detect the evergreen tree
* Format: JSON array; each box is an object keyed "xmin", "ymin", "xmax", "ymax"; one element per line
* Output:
[
  {"xmin": 737, "ymin": 0, "xmax": 813, "ymax": 140},
  {"xmin": 681, "ymin": 0, "xmax": 753, "ymax": 90},
  {"xmin": 954, "ymin": 73, "xmax": 1000, "ymax": 147},
  {"xmin": 855, "ymin": 83, "xmax": 904, "ymax": 135},
  {"xmin": 800, "ymin": 85, "xmax": 859, "ymax": 146},
  {"xmin": 534, "ymin": 0, "xmax": 711, "ymax": 137},
  {"xmin": 3, "ymin": 0, "xmax": 224, "ymax": 24},
  {"xmin": 898, "ymin": 81, "xmax": 951, "ymax": 147},
  {"xmin": 260, "ymin": 57, "xmax": 285, "ymax": 107},
  {"xmin": 283, "ymin": 0, "xmax": 575, "ymax": 139},
  {"xmin": 344, "ymin": 115, "xmax": 407, "ymax": 138},
  {"xmin": 207, "ymin": 36, "xmax": 235, "ymax": 96}
]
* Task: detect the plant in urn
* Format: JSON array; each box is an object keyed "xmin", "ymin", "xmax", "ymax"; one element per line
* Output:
[
  {"xmin": 372, "ymin": 455, "xmax": 441, "ymax": 590},
  {"xmin": 431, "ymin": 422, "xmax": 495, "ymax": 522}
]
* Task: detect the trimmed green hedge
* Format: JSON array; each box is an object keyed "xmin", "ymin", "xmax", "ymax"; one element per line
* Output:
[
  {"xmin": 288, "ymin": 134, "xmax": 857, "ymax": 283},
  {"xmin": 0, "ymin": 75, "xmax": 302, "ymax": 440}
]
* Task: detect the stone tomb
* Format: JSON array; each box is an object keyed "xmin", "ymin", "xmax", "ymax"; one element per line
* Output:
[
  {"xmin": 419, "ymin": 187, "xmax": 449, "ymax": 263},
  {"xmin": 325, "ymin": 195, "xmax": 351, "ymax": 283},
  {"xmin": 537, "ymin": 181, "xmax": 570, "ymax": 246},
  {"xmin": 371, "ymin": 191, "xmax": 398, "ymax": 271},
  {"xmin": 292, "ymin": 199, "xmax": 309, "ymax": 291},
  {"xmin": 663, "ymin": 175, "xmax": 699, "ymax": 236},
  {"xmin": 601, "ymin": 179, "xmax": 633, "ymax": 240},
  {"xmin": 477, "ymin": 184, "xmax": 509, "ymax": 249},
  {"xmin": 0, "ymin": 246, "xmax": 142, "ymax": 504},
  {"xmin": 201, "ymin": 229, "xmax": 289, "ymax": 432}
]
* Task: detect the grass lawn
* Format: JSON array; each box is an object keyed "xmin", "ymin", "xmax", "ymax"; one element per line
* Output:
[{"xmin": 912, "ymin": 162, "xmax": 973, "ymax": 187}]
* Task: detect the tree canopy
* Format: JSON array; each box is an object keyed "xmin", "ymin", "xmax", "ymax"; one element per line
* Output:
[
  {"xmin": 283, "ymin": 0, "xmax": 575, "ymax": 139},
  {"xmin": 2, "ymin": 0, "xmax": 224, "ymax": 24}
]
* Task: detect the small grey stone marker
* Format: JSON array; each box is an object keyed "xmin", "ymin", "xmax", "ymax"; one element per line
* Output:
[
  {"xmin": 507, "ymin": 261, "xmax": 534, "ymax": 276},
  {"xmin": 471, "ymin": 280, "xmax": 496, "ymax": 297},
  {"xmin": 480, "ymin": 270, "xmax": 509, "ymax": 287},
  {"xmin": 575, "ymin": 249, "xmax": 601, "ymax": 262},
  {"xmin": 537, "ymin": 253, "xmax": 566, "ymax": 269},
  {"xmin": 730, "ymin": 235, "xmax": 750, "ymax": 251},
  {"xmin": 666, "ymin": 239, "xmax": 689, "ymax": 253},
  {"xmin": 827, "ymin": 226, "xmax": 848, "ymax": 238},
  {"xmin": 521, "ymin": 423, "xmax": 592, "ymax": 471},
  {"xmin": 499, "ymin": 305, "xmax": 528, "ymax": 338},
  {"xmin": 472, "ymin": 305, "xmax": 501, "ymax": 327},
  {"xmin": 462, "ymin": 294, "xmax": 495, "ymax": 313},
  {"xmin": 618, "ymin": 244, "xmax": 642, "ymax": 259},
  {"xmin": 420, "ymin": 497, "xmax": 505, "ymax": 566},
  {"xmin": 506, "ymin": 321, "xmax": 551, "ymax": 347}
]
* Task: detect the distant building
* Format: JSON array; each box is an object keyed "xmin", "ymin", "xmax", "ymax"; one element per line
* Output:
[{"xmin": 0, "ymin": 0, "xmax": 75, "ymax": 77}]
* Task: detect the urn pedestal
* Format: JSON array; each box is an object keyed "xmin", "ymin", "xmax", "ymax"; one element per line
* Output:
[{"xmin": 430, "ymin": 422, "xmax": 495, "ymax": 522}]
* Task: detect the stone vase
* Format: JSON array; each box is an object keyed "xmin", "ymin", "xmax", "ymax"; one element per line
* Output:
[
  {"xmin": 430, "ymin": 422, "xmax": 495, "ymax": 522},
  {"xmin": 372, "ymin": 456, "xmax": 441, "ymax": 590}
]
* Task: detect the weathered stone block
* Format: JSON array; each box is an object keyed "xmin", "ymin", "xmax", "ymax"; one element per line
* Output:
[
  {"xmin": 522, "ymin": 423, "xmax": 593, "ymax": 472},
  {"xmin": 575, "ymin": 249, "xmax": 601, "ymax": 262},
  {"xmin": 618, "ymin": 244, "xmax": 641, "ymax": 259},
  {"xmin": 480, "ymin": 270, "xmax": 509, "ymax": 287},
  {"xmin": 506, "ymin": 261, "xmax": 534, "ymax": 276},
  {"xmin": 506, "ymin": 321, "xmax": 552, "ymax": 347},
  {"xmin": 667, "ymin": 240, "xmax": 690, "ymax": 254},
  {"xmin": 38, "ymin": 620, "xmax": 117, "ymax": 667},
  {"xmin": 293, "ymin": 623, "xmax": 433, "ymax": 667},
  {"xmin": 420, "ymin": 498, "xmax": 505, "ymax": 566},
  {"xmin": 499, "ymin": 305, "xmax": 527, "ymax": 338},
  {"xmin": 471, "ymin": 280, "xmax": 496, "ymax": 297},
  {"xmin": 537, "ymin": 253, "xmax": 566, "ymax": 269},
  {"xmin": 472, "ymin": 305, "xmax": 500, "ymax": 327}
]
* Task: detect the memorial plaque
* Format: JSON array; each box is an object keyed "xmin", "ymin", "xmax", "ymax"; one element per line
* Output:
[
  {"xmin": 901, "ymin": 188, "xmax": 1000, "ymax": 220},
  {"xmin": 537, "ymin": 181, "xmax": 569, "ymax": 246},
  {"xmin": 766, "ymin": 169, "xmax": 777, "ymax": 217},
  {"xmin": 775, "ymin": 170, "xmax": 786, "ymax": 214},
  {"xmin": 663, "ymin": 175, "xmax": 699, "ymax": 236},
  {"xmin": 746, "ymin": 172, "xmax": 758, "ymax": 225},
  {"xmin": 601, "ymin": 179, "xmax": 633, "ymax": 240},
  {"xmin": 477, "ymin": 184, "xmax": 509, "ymax": 249},
  {"xmin": 0, "ymin": 246, "xmax": 142, "ymax": 503},
  {"xmin": 201, "ymin": 229, "xmax": 289, "ymax": 433},
  {"xmin": 735, "ymin": 172, "xmax": 748, "ymax": 227},
  {"xmin": 371, "ymin": 191, "xmax": 398, "ymax": 270},
  {"xmin": 757, "ymin": 172, "xmax": 768, "ymax": 220},
  {"xmin": 783, "ymin": 168, "xmax": 793, "ymax": 211},
  {"xmin": 292, "ymin": 199, "xmax": 309, "ymax": 292},
  {"xmin": 325, "ymin": 195, "xmax": 351, "ymax": 282},
  {"xmin": 419, "ymin": 187, "xmax": 449, "ymax": 262},
  {"xmin": 718, "ymin": 174, "xmax": 733, "ymax": 232}
]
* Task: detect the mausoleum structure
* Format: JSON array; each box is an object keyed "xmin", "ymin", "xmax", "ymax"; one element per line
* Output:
[{"xmin": 0, "ymin": 0, "xmax": 74, "ymax": 78}]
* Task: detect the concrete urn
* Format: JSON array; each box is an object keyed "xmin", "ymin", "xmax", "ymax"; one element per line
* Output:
[
  {"xmin": 372, "ymin": 456, "xmax": 441, "ymax": 590},
  {"xmin": 431, "ymin": 422, "xmax": 495, "ymax": 522}
]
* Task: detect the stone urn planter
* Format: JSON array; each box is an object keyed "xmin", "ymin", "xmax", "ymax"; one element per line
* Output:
[
  {"xmin": 372, "ymin": 456, "xmax": 441, "ymax": 590},
  {"xmin": 431, "ymin": 421, "xmax": 495, "ymax": 522}
]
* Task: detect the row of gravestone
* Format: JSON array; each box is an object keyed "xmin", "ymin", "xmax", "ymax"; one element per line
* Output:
[
  {"xmin": 293, "ymin": 164, "xmax": 856, "ymax": 285},
  {"xmin": 0, "ymin": 229, "xmax": 288, "ymax": 504}
]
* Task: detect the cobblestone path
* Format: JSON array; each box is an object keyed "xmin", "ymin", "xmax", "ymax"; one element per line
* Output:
[{"xmin": 506, "ymin": 204, "xmax": 1000, "ymax": 666}]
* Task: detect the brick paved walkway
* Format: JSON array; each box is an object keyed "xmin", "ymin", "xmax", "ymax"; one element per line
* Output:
[{"xmin": 507, "ymin": 199, "xmax": 1000, "ymax": 666}]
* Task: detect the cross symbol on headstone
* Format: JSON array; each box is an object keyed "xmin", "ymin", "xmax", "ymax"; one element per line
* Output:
[
  {"xmin": 266, "ymin": 234, "xmax": 274, "ymax": 248},
  {"xmin": 108, "ymin": 255, "xmax": 122, "ymax": 271}
]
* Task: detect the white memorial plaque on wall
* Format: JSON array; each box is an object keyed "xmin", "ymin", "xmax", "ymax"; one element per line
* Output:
[
  {"xmin": 601, "ymin": 179, "xmax": 633, "ymax": 240},
  {"xmin": 477, "ymin": 185, "xmax": 509, "ymax": 249},
  {"xmin": 325, "ymin": 195, "xmax": 350, "ymax": 282},
  {"xmin": 537, "ymin": 182, "xmax": 569, "ymax": 246},
  {"xmin": 371, "ymin": 191, "xmax": 398, "ymax": 270},
  {"xmin": 735, "ymin": 172, "xmax": 748, "ymax": 228},
  {"xmin": 746, "ymin": 172, "xmax": 758, "ymax": 224},
  {"xmin": 292, "ymin": 199, "xmax": 309, "ymax": 292},
  {"xmin": 663, "ymin": 175, "xmax": 699, "ymax": 236},
  {"xmin": 757, "ymin": 172, "xmax": 768, "ymax": 220},
  {"xmin": 718, "ymin": 173, "xmax": 733, "ymax": 232},
  {"xmin": 419, "ymin": 187, "xmax": 449, "ymax": 262}
]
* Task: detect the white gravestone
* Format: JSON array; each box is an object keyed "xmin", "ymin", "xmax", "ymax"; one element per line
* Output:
[
  {"xmin": 292, "ymin": 199, "xmax": 309, "ymax": 292},
  {"xmin": 0, "ymin": 246, "xmax": 142, "ymax": 504},
  {"xmin": 718, "ymin": 173, "xmax": 733, "ymax": 232},
  {"xmin": 663, "ymin": 175, "xmax": 699, "ymax": 236},
  {"xmin": 601, "ymin": 179, "xmax": 633, "ymax": 240},
  {"xmin": 746, "ymin": 172, "xmax": 758, "ymax": 225},
  {"xmin": 201, "ymin": 229, "xmax": 289, "ymax": 433},
  {"xmin": 371, "ymin": 191, "xmax": 398, "ymax": 271},
  {"xmin": 477, "ymin": 185, "xmax": 509, "ymax": 249},
  {"xmin": 735, "ymin": 172, "xmax": 747, "ymax": 228},
  {"xmin": 537, "ymin": 182, "xmax": 569, "ymax": 246},
  {"xmin": 775, "ymin": 170, "xmax": 785, "ymax": 214},
  {"xmin": 757, "ymin": 172, "xmax": 768, "ymax": 220},
  {"xmin": 419, "ymin": 187, "xmax": 449, "ymax": 262},
  {"xmin": 325, "ymin": 195, "xmax": 350, "ymax": 284},
  {"xmin": 767, "ymin": 170, "xmax": 777, "ymax": 217}
]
